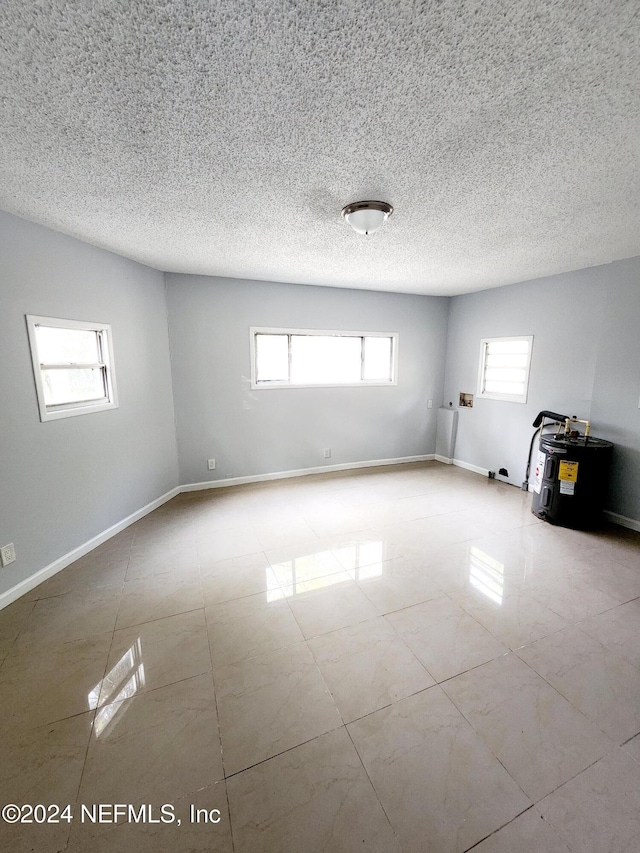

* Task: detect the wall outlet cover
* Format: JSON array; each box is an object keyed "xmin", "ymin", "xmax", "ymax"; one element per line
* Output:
[
  {"xmin": 207, "ymin": 459, "xmax": 216, "ymax": 470},
  {"xmin": 1, "ymin": 543, "xmax": 16, "ymax": 567}
]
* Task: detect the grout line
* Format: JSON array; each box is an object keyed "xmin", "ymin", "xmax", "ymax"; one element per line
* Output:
[
  {"xmin": 343, "ymin": 719, "xmax": 403, "ymax": 848},
  {"xmin": 461, "ymin": 804, "xmax": 538, "ymax": 852},
  {"xmin": 201, "ymin": 591, "xmax": 239, "ymax": 853},
  {"xmin": 221, "ymin": 723, "xmax": 346, "ymax": 782}
]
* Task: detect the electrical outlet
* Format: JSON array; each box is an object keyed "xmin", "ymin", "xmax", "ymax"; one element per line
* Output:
[
  {"xmin": 323, "ymin": 448, "xmax": 331, "ymax": 459},
  {"xmin": 208, "ymin": 459, "xmax": 216, "ymax": 470},
  {"xmin": 1, "ymin": 543, "xmax": 16, "ymax": 567},
  {"xmin": 427, "ymin": 400, "xmax": 433, "ymax": 409}
]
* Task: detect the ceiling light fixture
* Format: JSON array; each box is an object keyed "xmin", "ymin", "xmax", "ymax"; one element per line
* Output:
[{"xmin": 341, "ymin": 200, "xmax": 393, "ymax": 235}]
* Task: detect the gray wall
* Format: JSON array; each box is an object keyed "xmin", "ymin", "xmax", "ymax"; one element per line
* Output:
[
  {"xmin": 443, "ymin": 257, "xmax": 640, "ymax": 521},
  {"xmin": 0, "ymin": 212, "xmax": 179, "ymax": 596},
  {"xmin": 590, "ymin": 259, "xmax": 640, "ymax": 521},
  {"xmin": 166, "ymin": 275, "xmax": 449, "ymax": 484}
]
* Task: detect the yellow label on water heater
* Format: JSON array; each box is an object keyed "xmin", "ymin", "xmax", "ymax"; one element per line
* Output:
[{"xmin": 558, "ymin": 460, "xmax": 579, "ymax": 482}]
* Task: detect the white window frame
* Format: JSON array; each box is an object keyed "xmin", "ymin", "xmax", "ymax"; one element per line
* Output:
[
  {"xmin": 476, "ymin": 335, "xmax": 533, "ymax": 403},
  {"xmin": 26, "ymin": 315, "xmax": 119, "ymax": 422},
  {"xmin": 250, "ymin": 327, "xmax": 398, "ymax": 389}
]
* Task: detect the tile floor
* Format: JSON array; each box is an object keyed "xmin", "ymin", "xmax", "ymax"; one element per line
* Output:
[{"xmin": 1, "ymin": 461, "xmax": 640, "ymax": 852}]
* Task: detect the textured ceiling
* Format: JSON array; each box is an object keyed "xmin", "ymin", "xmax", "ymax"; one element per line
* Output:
[{"xmin": 1, "ymin": 1, "xmax": 639, "ymax": 296}]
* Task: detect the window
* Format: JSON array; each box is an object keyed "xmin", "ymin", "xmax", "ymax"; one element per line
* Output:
[
  {"xmin": 250, "ymin": 327, "xmax": 397, "ymax": 388},
  {"xmin": 26, "ymin": 315, "xmax": 118, "ymax": 421},
  {"xmin": 477, "ymin": 336, "xmax": 533, "ymax": 403}
]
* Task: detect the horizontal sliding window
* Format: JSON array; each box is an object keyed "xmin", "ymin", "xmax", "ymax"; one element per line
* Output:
[
  {"xmin": 477, "ymin": 336, "xmax": 533, "ymax": 403},
  {"xmin": 251, "ymin": 327, "xmax": 397, "ymax": 388},
  {"xmin": 26, "ymin": 315, "xmax": 118, "ymax": 421}
]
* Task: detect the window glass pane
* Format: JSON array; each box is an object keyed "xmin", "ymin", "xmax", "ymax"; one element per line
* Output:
[
  {"xmin": 484, "ymin": 380, "xmax": 526, "ymax": 395},
  {"xmin": 485, "ymin": 352, "xmax": 528, "ymax": 368},
  {"xmin": 36, "ymin": 326, "xmax": 100, "ymax": 364},
  {"xmin": 256, "ymin": 334, "xmax": 288, "ymax": 382},
  {"xmin": 290, "ymin": 335, "xmax": 361, "ymax": 384},
  {"xmin": 363, "ymin": 337, "xmax": 392, "ymax": 381},
  {"xmin": 484, "ymin": 367, "xmax": 527, "ymax": 383},
  {"xmin": 42, "ymin": 368, "xmax": 107, "ymax": 406},
  {"xmin": 486, "ymin": 340, "xmax": 529, "ymax": 355}
]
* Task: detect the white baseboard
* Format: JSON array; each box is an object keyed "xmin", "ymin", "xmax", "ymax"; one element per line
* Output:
[
  {"xmin": 603, "ymin": 510, "xmax": 640, "ymax": 533},
  {"xmin": 0, "ymin": 487, "xmax": 180, "ymax": 611},
  {"xmin": 181, "ymin": 455, "xmax": 436, "ymax": 492},
  {"xmin": 435, "ymin": 454, "xmax": 453, "ymax": 465},
  {"xmin": 451, "ymin": 458, "xmax": 490, "ymax": 477}
]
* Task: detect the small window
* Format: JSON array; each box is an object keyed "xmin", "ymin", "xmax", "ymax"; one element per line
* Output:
[
  {"xmin": 26, "ymin": 315, "xmax": 118, "ymax": 421},
  {"xmin": 250, "ymin": 327, "xmax": 397, "ymax": 388},
  {"xmin": 477, "ymin": 336, "xmax": 533, "ymax": 403}
]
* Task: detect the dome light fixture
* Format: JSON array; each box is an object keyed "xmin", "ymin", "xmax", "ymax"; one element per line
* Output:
[{"xmin": 341, "ymin": 200, "xmax": 393, "ymax": 235}]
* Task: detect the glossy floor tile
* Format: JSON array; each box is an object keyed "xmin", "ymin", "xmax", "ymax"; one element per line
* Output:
[
  {"xmin": 525, "ymin": 572, "xmax": 623, "ymax": 623},
  {"xmin": 443, "ymin": 653, "xmax": 613, "ymax": 800},
  {"xmin": 0, "ymin": 632, "xmax": 112, "ymax": 733},
  {"xmin": 348, "ymin": 686, "xmax": 531, "ymax": 853},
  {"xmin": 227, "ymin": 728, "xmax": 402, "ymax": 852},
  {"xmin": 35, "ymin": 553, "xmax": 128, "ymax": 599},
  {"xmin": 197, "ymin": 527, "xmax": 263, "ymax": 565},
  {"xmin": 14, "ymin": 584, "xmax": 122, "ymax": 651},
  {"xmin": 101, "ymin": 610, "xmax": 212, "ymax": 702},
  {"xmin": 538, "ymin": 748, "xmax": 640, "ymax": 853},
  {"xmin": 0, "ymin": 711, "xmax": 94, "ymax": 806},
  {"xmin": 451, "ymin": 587, "xmax": 569, "ymax": 649},
  {"xmin": 308, "ymin": 616, "xmax": 435, "ymax": 722},
  {"xmin": 214, "ymin": 642, "xmax": 341, "ymax": 776},
  {"xmin": 386, "ymin": 595, "xmax": 509, "ymax": 682},
  {"xmin": 254, "ymin": 517, "xmax": 322, "ymax": 551},
  {"xmin": 199, "ymin": 552, "xmax": 276, "ymax": 605},
  {"xmin": 116, "ymin": 571, "xmax": 204, "ymax": 629},
  {"xmin": 2, "ymin": 462, "xmax": 640, "ymax": 852},
  {"xmin": 578, "ymin": 597, "xmax": 640, "ymax": 667},
  {"xmin": 285, "ymin": 574, "xmax": 380, "ymax": 638},
  {"xmin": 516, "ymin": 625, "xmax": 640, "ymax": 741},
  {"xmin": 0, "ymin": 597, "xmax": 35, "ymax": 661},
  {"xmin": 353, "ymin": 554, "xmax": 442, "ymax": 612},
  {"xmin": 206, "ymin": 591, "xmax": 304, "ymax": 667},
  {"xmin": 79, "ymin": 674, "xmax": 223, "ymax": 805},
  {"xmin": 0, "ymin": 712, "xmax": 94, "ymax": 853},
  {"xmin": 126, "ymin": 543, "xmax": 199, "ymax": 582}
]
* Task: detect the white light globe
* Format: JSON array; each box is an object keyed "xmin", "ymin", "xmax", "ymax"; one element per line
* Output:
[{"xmin": 341, "ymin": 201, "xmax": 393, "ymax": 235}]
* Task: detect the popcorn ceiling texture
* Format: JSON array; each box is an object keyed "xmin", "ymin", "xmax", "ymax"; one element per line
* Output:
[{"xmin": 0, "ymin": 0, "xmax": 639, "ymax": 295}]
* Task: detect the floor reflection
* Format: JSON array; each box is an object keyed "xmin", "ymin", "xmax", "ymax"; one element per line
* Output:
[
  {"xmin": 469, "ymin": 546, "xmax": 505, "ymax": 605},
  {"xmin": 333, "ymin": 542, "xmax": 385, "ymax": 581},
  {"xmin": 267, "ymin": 541, "xmax": 384, "ymax": 601},
  {"xmin": 88, "ymin": 639, "xmax": 146, "ymax": 737}
]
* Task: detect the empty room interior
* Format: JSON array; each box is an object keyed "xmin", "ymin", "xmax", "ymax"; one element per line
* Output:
[{"xmin": 1, "ymin": 2, "xmax": 640, "ymax": 852}]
